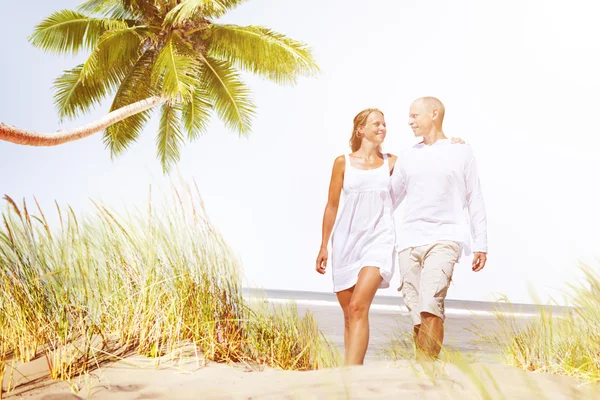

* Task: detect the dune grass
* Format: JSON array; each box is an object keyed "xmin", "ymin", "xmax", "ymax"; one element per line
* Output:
[
  {"xmin": 475, "ymin": 265, "xmax": 600, "ymax": 382},
  {"xmin": 380, "ymin": 325, "xmax": 504, "ymax": 399},
  {"xmin": 379, "ymin": 265, "xmax": 600, "ymax": 400},
  {"xmin": 0, "ymin": 183, "xmax": 338, "ymax": 396},
  {"xmin": 381, "ymin": 263, "xmax": 600, "ymax": 384}
]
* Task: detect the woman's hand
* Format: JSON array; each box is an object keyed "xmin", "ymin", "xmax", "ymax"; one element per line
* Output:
[
  {"xmin": 450, "ymin": 137, "xmax": 466, "ymax": 144},
  {"xmin": 316, "ymin": 247, "xmax": 328, "ymax": 274}
]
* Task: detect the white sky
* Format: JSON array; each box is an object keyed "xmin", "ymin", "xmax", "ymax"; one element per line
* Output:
[{"xmin": 1, "ymin": 0, "xmax": 599, "ymax": 304}]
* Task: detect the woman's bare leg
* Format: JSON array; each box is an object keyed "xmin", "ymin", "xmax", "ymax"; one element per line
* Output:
[
  {"xmin": 345, "ymin": 267, "xmax": 383, "ymax": 365},
  {"xmin": 336, "ymin": 287, "xmax": 354, "ymax": 358}
]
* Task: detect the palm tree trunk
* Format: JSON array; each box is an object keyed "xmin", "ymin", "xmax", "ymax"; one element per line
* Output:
[{"xmin": 0, "ymin": 96, "xmax": 167, "ymax": 146}]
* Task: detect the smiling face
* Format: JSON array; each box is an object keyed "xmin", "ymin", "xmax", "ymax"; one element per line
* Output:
[
  {"xmin": 408, "ymin": 97, "xmax": 445, "ymax": 137},
  {"xmin": 358, "ymin": 111, "xmax": 387, "ymax": 146},
  {"xmin": 349, "ymin": 108, "xmax": 385, "ymax": 151},
  {"xmin": 408, "ymin": 100, "xmax": 433, "ymax": 138}
]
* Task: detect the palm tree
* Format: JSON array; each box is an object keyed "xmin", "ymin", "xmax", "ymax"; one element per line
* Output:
[{"xmin": 0, "ymin": 0, "xmax": 318, "ymax": 171}]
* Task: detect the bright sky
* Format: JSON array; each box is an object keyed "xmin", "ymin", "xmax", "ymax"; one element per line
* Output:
[{"xmin": 1, "ymin": 0, "xmax": 599, "ymax": 305}]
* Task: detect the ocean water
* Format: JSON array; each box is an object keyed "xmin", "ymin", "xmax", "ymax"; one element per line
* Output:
[{"xmin": 243, "ymin": 288, "xmax": 565, "ymax": 363}]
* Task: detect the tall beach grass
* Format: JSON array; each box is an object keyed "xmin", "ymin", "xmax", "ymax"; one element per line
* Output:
[
  {"xmin": 380, "ymin": 264, "xmax": 600, "ymax": 399},
  {"xmin": 476, "ymin": 265, "xmax": 600, "ymax": 381},
  {"xmin": 0, "ymin": 183, "xmax": 338, "ymax": 396},
  {"xmin": 382, "ymin": 262, "xmax": 600, "ymax": 384}
]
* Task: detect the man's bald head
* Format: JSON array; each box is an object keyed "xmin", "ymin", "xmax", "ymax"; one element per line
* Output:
[{"xmin": 412, "ymin": 97, "xmax": 445, "ymax": 124}]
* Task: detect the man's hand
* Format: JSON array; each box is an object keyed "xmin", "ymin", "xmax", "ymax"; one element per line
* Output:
[
  {"xmin": 316, "ymin": 247, "xmax": 328, "ymax": 274},
  {"xmin": 451, "ymin": 137, "xmax": 466, "ymax": 144},
  {"xmin": 472, "ymin": 252, "xmax": 487, "ymax": 272}
]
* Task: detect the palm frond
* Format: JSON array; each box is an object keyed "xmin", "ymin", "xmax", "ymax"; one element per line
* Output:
[
  {"xmin": 103, "ymin": 50, "xmax": 157, "ymax": 155},
  {"xmin": 157, "ymin": 103, "xmax": 185, "ymax": 173},
  {"xmin": 199, "ymin": 56, "xmax": 254, "ymax": 135},
  {"xmin": 53, "ymin": 64, "xmax": 112, "ymax": 121},
  {"xmin": 78, "ymin": 0, "xmax": 135, "ymax": 19},
  {"xmin": 81, "ymin": 25, "xmax": 151, "ymax": 80},
  {"xmin": 79, "ymin": 0, "xmax": 158, "ymax": 19},
  {"xmin": 151, "ymin": 33, "xmax": 199, "ymax": 102},
  {"xmin": 52, "ymin": 26, "xmax": 150, "ymax": 121},
  {"xmin": 29, "ymin": 9, "xmax": 128, "ymax": 55},
  {"xmin": 182, "ymin": 87, "xmax": 213, "ymax": 140},
  {"xmin": 165, "ymin": 0, "xmax": 247, "ymax": 25},
  {"xmin": 206, "ymin": 24, "xmax": 319, "ymax": 85},
  {"xmin": 123, "ymin": 0, "xmax": 159, "ymax": 20}
]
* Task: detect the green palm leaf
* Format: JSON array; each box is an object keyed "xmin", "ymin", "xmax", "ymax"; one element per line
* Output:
[
  {"xmin": 53, "ymin": 64, "xmax": 112, "ymax": 121},
  {"xmin": 103, "ymin": 50, "xmax": 157, "ymax": 155},
  {"xmin": 152, "ymin": 33, "xmax": 199, "ymax": 102},
  {"xmin": 200, "ymin": 56, "xmax": 254, "ymax": 135},
  {"xmin": 53, "ymin": 27, "xmax": 150, "ymax": 121},
  {"xmin": 206, "ymin": 24, "xmax": 319, "ymax": 85},
  {"xmin": 79, "ymin": 0, "xmax": 157, "ymax": 19},
  {"xmin": 78, "ymin": 0, "xmax": 135, "ymax": 19},
  {"xmin": 182, "ymin": 87, "xmax": 213, "ymax": 140},
  {"xmin": 157, "ymin": 103, "xmax": 185, "ymax": 173},
  {"xmin": 29, "ymin": 9, "xmax": 127, "ymax": 55},
  {"xmin": 10, "ymin": 0, "xmax": 321, "ymax": 173},
  {"xmin": 165, "ymin": 0, "xmax": 247, "ymax": 25},
  {"xmin": 81, "ymin": 25, "xmax": 151, "ymax": 80},
  {"xmin": 123, "ymin": 0, "xmax": 159, "ymax": 20}
]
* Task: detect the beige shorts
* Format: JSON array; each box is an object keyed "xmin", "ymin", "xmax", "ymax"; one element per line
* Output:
[{"xmin": 397, "ymin": 241, "xmax": 461, "ymax": 326}]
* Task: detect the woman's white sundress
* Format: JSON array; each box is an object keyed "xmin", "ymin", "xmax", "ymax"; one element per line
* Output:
[{"xmin": 330, "ymin": 153, "xmax": 396, "ymax": 292}]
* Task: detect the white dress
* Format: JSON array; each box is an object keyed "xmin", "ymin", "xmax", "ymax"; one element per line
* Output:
[{"xmin": 330, "ymin": 153, "xmax": 396, "ymax": 292}]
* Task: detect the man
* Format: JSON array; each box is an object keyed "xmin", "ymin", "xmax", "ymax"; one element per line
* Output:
[{"xmin": 390, "ymin": 97, "xmax": 488, "ymax": 360}]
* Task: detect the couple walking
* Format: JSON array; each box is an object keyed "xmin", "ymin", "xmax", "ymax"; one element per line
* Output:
[{"xmin": 316, "ymin": 97, "xmax": 488, "ymax": 365}]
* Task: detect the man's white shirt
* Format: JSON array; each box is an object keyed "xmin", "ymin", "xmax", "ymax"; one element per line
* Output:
[{"xmin": 390, "ymin": 139, "xmax": 487, "ymax": 257}]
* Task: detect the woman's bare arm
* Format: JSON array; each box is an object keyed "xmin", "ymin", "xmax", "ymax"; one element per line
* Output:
[
  {"xmin": 316, "ymin": 156, "xmax": 345, "ymax": 274},
  {"xmin": 387, "ymin": 153, "xmax": 398, "ymax": 175}
]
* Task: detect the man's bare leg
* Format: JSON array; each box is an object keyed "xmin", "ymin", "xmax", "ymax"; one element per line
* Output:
[
  {"xmin": 413, "ymin": 324, "xmax": 422, "ymax": 355},
  {"xmin": 416, "ymin": 312, "xmax": 444, "ymax": 360}
]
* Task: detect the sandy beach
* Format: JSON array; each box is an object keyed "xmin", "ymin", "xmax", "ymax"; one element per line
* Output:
[
  {"xmin": 3, "ymin": 297, "xmax": 598, "ymax": 400},
  {"xmin": 4, "ymin": 351, "xmax": 598, "ymax": 399}
]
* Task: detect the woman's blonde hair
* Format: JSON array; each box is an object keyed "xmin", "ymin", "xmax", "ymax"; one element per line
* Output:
[{"xmin": 349, "ymin": 108, "xmax": 384, "ymax": 152}]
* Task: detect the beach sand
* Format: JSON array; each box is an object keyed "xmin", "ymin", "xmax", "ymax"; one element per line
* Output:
[
  {"xmin": 4, "ymin": 354, "xmax": 598, "ymax": 399},
  {"xmin": 3, "ymin": 302, "xmax": 597, "ymax": 399}
]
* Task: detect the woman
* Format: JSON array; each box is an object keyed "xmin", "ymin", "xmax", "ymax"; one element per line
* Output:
[
  {"xmin": 316, "ymin": 108, "xmax": 463, "ymax": 365},
  {"xmin": 316, "ymin": 108, "xmax": 396, "ymax": 365}
]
